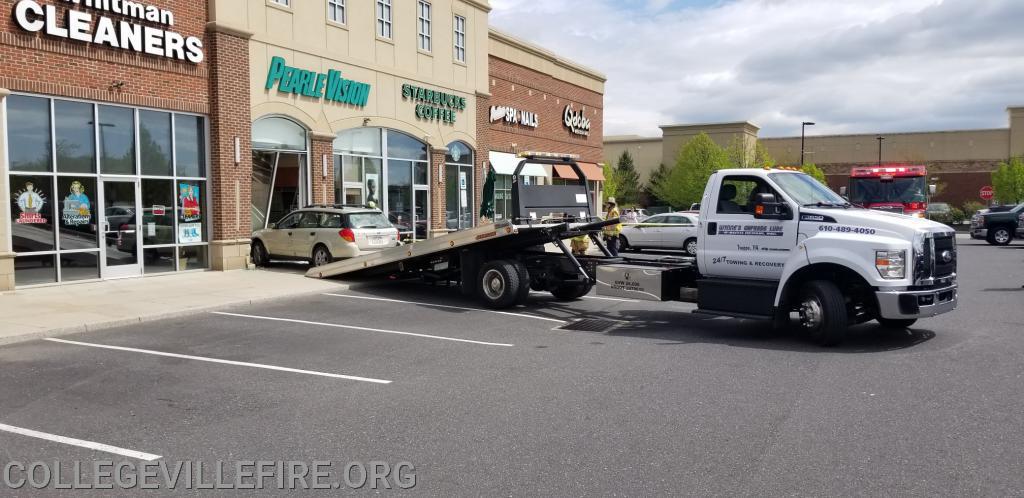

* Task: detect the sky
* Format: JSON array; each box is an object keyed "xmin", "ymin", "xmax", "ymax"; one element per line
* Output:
[{"xmin": 488, "ymin": 0, "xmax": 1024, "ymax": 138}]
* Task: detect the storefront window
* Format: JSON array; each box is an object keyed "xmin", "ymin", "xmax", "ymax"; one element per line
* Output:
[
  {"xmin": 445, "ymin": 141, "xmax": 474, "ymax": 231},
  {"xmin": 177, "ymin": 180, "xmax": 207, "ymax": 244},
  {"xmin": 98, "ymin": 105, "xmax": 136, "ymax": 175},
  {"xmin": 387, "ymin": 131, "xmax": 428, "ymax": 161},
  {"xmin": 7, "ymin": 95, "xmax": 52, "ymax": 172},
  {"xmin": 56, "ymin": 176, "xmax": 98, "ymax": 250},
  {"xmin": 251, "ymin": 117, "xmax": 308, "ymax": 230},
  {"xmin": 142, "ymin": 179, "xmax": 175, "ymax": 246},
  {"xmin": 10, "ymin": 174, "xmax": 56, "ymax": 252},
  {"xmin": 175, "ymin": 115, "xmax": 206, "ymax": 178},
  {"xmin": 5, "ymin": 93, "xmax": 209, "ymax": 286},
  {"xmin": 54, "ymin": 100, "xmax": 96, "ymax": 173},
  {"xmin": 140, "ymin": 110, "xmax": 173, "ymax": 176}
]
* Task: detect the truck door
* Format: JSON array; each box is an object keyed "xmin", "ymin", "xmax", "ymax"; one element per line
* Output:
[{"xmin": 700, "ymin": 174, "xmax": 798, "ymax": 280}]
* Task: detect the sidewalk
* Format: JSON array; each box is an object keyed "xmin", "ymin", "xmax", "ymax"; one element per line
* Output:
[{"xmin": 0, "ymin": 269, "xmax": 347, "ymax": 345}]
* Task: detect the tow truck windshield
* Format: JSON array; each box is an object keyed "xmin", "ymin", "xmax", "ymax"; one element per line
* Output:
[{"xmin": 769, "ymin": 172, "xmax": 848, "ymax": 207}]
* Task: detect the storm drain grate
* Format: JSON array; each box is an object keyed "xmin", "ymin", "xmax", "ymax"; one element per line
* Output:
[{"xmin": 557, "ymin": 318, "xmax": 621, "ymax": 333}]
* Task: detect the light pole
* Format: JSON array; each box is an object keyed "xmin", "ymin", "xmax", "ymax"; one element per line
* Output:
[
  {"xmin": 876, "ymin": 136, "xmax": 885, "ymax": 166},
  {"xmin": 800, "ymin": 121, "xmax": 815, "ymax": 166}
]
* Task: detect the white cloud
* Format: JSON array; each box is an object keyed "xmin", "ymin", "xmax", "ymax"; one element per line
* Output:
[{"xmin": 490, "ymin": 0, "xmax": 1024, "ymax": 137}]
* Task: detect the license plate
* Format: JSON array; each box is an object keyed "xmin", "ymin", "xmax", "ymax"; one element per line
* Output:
[{"xmin": 369, "ymin": 236, "xmax": 386, "ymax": 246}]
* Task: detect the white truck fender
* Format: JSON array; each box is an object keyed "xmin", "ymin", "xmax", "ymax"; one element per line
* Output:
[{"xmin": 774, "ymin": 234, "xmax": 906, "ymax": 306}]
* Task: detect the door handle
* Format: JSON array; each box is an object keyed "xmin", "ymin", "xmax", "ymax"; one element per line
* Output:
[
  {"xmin": 707, "ymin": 222, "xmax": 717, "ymax": 235},
  {"xmin": 287, "ymin": 231, "xmax": 293, "ymax": 236},
  {"xmin": 309, "ymin": 232, "xmax": 316, "ymax": 236}
]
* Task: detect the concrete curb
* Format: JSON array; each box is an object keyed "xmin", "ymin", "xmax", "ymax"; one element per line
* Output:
[{"xmin": 0, "ymin": 284, "xmax": 348, "ymax": 347}]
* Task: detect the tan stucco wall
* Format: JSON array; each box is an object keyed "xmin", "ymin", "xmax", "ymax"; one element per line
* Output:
[
  {"xmin": 487, "ymin": 29, "xmax": 605, "ymax": 94},
  {"xmin": 211, "ymin": 0, "xmax": 490, "ymax": 149},
  {"xmin": 1009, "ymin": 106, "xmax": 1024, "ymax": 157},
  {"xmin": 604, "ymin": 136, "xmax": 665, "ymax": 183},
  {"xmin": 760, "ymin": 128, "xmax": 1011, "ymax": 167}
]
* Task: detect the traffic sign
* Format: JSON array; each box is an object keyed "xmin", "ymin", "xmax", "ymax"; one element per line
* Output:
[{"xmin": 980, "ymin": 186, "xmax": 994, "ymax": 200}]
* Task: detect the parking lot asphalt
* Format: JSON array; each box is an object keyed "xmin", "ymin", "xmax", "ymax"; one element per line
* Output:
[{"xmin": 1, "ymin": 238, "xmax": 1022, "ymax": 495}]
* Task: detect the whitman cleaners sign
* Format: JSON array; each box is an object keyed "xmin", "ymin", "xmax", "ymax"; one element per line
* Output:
[{"xmin": 12, "ymin": 0, "xmax": 204, "ymax": 63}]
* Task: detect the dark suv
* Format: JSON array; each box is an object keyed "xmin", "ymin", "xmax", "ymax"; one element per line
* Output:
[{"xmin": 971, "ymin": 203, "xmax": 1024, "ymax": 245}]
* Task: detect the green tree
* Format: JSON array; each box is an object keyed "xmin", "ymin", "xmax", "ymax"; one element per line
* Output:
[
  {"xmin": 651, "ymin": 133, "xmax": 731, "ymax": 209},
  {"xmin": 601, "ymin": 161, "xmax": 619, "ymax": 202},
  {"xmin": 991, "ymin": 156, "xmax": 1024, "ymax": 204},
  {"xmin": 644, "ymin": 163, "xmax": 670, "ymax": 206},
  {"xmin": 614, "ymin": 151, "xmax": 642, "ymax": 206},
  {"xmin": 725, "ymin": 137, "xmax": 776, "ymax": 169},
  {"xmin": 801, "ymin": 163, "xmax": 828, "ymax": 185}
]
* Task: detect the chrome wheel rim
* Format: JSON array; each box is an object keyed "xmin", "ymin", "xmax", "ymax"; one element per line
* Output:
[
  {"xmin": 686, "ymin": 240, "xmax": 697, "ymax": 255},
  {"xmin": 799, "ymin": 296, "xmax": 823, "ymax": 330},
  {"xmin": 483, "ymin": 269, "xmax": 506, "ymax": 300},
  {"xmin": 995, "ymin": 230, "xmax": 1010, "ymax": 244},
  {"xmin": 314, "ymin": 249, "xmax": 329, "ymax": 266}
]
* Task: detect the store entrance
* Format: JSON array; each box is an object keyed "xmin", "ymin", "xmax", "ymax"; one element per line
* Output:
[{"xmin": 100, "ymin": 178, "xmax": 142, "ymax": 279}]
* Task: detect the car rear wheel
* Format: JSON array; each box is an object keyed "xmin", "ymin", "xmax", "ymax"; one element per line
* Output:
[
  {"xmin": 618, "ymin": 235, "xmax": 630, "ymax": 252},
  {"xmin": 311, "ymin": 245, "xmax": 333, "ymax": 267},
  {"xmin": 987, "ymin": 226, "xmax": 1012, "ymax": 245},
  {"xmin": 684, "ymin": 237, "xmax": 698, "ymax": 257},
  {"xmin": 251, "ymin": 240, "xmax": 269, "ymax": 267}
]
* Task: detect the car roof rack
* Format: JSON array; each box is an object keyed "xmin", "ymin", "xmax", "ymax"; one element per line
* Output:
[{"xmin": 303, "ymin": 203, "xmax": 376, "ymax": 210}]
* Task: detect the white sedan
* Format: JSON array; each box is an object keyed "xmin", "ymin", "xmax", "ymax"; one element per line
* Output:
[{"xmin": 619, "ymin": 212, "xmax": 700, "ymax": 256}]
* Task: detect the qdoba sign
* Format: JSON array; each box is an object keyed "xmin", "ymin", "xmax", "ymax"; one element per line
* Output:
[
  {"xmin": 12, "ymin": 0, "xmax": 204, "ymax": 63},
  {"xmin": 563, "ymin": 104, "xmax": 591, "ymax": 137}
]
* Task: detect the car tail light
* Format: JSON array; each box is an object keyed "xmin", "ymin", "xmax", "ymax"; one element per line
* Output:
[{"xmin": 339, "ymin": 228, "xmax": 355, "ymax": 243}]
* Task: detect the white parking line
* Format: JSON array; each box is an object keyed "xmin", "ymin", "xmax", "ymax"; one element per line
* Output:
[
  {"xmin": 0, "ymin": 423, "xmax": 162, "ymax": 461},
  {"xmin": 323, "ymin": 293, "xmax": 566, "ymax": 324},
  {"xmin": 212, "ymin": 311, "xmax": 516, "ymax": 347},
  {"xmin": 44, "ymin": 338, "xmax": 392, "ymax": 384}
]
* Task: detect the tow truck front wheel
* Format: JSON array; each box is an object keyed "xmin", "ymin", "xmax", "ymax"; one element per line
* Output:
[
  {"xmin": 798, "ymin": 280, "xmax": 848, "ymax": 347},
  {"xmin": 477, "ymin": 260, "xmax": 523, "ymax": 309}
]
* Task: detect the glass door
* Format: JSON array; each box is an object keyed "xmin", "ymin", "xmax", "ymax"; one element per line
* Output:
[
  {"xmin": 101, "ymin": 178, "xmax": 142, "ymax": 278},
  {"xmin": 414, "ymin": 188, "xmax": 429, "ymax": 240}
]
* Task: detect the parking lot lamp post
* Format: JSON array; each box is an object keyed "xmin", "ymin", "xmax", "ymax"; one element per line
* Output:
[{"xmin": 800, "ymin": 121, "xmax": 815, "ymax": 166}]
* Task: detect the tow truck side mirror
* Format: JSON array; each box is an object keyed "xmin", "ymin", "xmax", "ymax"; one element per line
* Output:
[
  {"xmin": 929, "ymin": 184, "xmax": 937, "ymax": 195},
  {"xmin": 839, "ymin": 186, "xmax": 848, "ymax": 196},
  {"xmin": 753, "ymin": 193, "xmax": 790, "ymax": 220}
]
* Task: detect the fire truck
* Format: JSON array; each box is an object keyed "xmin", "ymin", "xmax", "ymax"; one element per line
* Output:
[{"xmin": 840, "ymin": 164, "xmax": 935, "ymax": 218}]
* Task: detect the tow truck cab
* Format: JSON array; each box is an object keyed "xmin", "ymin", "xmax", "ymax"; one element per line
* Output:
[{"xmin": 691, "ymin": 168, "xmax": 957, "ymax": 344}]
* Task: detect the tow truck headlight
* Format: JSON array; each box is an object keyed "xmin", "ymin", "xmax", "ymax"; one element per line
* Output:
[{"xmin": 875, "ymin": 250, "xmax": 906, "ymax": 279}]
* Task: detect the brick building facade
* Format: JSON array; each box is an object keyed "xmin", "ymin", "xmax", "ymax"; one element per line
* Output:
[{"xmin": 0, "ymin": 0, "xmax": 247, "ymax": 290}]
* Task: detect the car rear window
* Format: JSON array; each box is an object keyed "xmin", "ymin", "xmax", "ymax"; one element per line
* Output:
[{"xmin": 346, "ymin": 212, "xmax": 392, "ymax": 229}]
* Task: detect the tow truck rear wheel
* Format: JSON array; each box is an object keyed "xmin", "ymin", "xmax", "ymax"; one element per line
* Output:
[
  {"xmin": 798, "ymin": 280, "xmax": 847, "ymax": 347},
  {"xmin": 876, "ymin": 317, "xmax": 917, "ymax": 329},
  {"xmin": 477, "ymin": 260, "xmax": 523, "ymax": 309}
]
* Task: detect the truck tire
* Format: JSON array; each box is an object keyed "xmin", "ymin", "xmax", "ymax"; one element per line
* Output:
[
  {"xmin": 477, "ymin": 260, "xmax": 523, "ymax": 309},
  {"xmin": 550, "ymin": 282, "xmax": 593, "ymax": 301},
  {"xmin": 986, "ymin": 226, "xmax": 1012, "ymax": 245},
  {"xmin": 513, "ymin": 261, "xmax": 532, "ymax": 305},
  {"xmin": 876, "ymin": 317, "xmax": 917, "ymax": 329},
  {"xmin": 797, "ymin": 280, "xmax": 848, "ymax": 347}
]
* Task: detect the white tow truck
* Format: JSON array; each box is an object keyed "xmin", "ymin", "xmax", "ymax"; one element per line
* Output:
[{"xmin": 307, "ymin": 154, "xmax": 958, "ymax": 346}]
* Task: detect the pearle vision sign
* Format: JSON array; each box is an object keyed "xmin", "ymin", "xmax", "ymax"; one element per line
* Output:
[{"xmin": 12, "ymin": 0, "xmax": 204, "ymax": 63}]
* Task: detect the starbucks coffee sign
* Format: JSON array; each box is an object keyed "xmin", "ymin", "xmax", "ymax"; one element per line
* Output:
[{"xmin": 563, "ymin": 105, "xmax": 591, "ymax": 137}]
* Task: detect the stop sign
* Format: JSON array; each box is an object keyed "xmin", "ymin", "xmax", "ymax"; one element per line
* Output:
[{"xmin": 980, "ymin": 186, "xmax": 994, "ymax": 200}]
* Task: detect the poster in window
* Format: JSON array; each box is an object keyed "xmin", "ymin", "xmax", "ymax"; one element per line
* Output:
[
  {"xmin": 365, "ymin": 174, "xmax": 379, "ymax": 209},
  {"xmin": 178, "ymin": 223, "xmax": 202, "ymax": 243},
  {"xmin": 14, "ymin": 180, "xmax": 48, "ymax": 224},
  {"xmin": 61, "ymin": 180, "xmax": 92, "ymax": 227},
  {"xmin": 179, "ymin": 182, "xmax": 201, "ymax": 222}
]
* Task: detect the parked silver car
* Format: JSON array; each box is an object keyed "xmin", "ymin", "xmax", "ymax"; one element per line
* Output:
[
  {"xmin": 251, "ymin": 206, "xmax": 400, "ymax": 267},
  {"xmin": 619, "ymin": 212, "xmax": 700, "ymax": 255}
]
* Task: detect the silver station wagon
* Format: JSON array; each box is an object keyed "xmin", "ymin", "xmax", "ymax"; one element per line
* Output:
[{"xmin": 251, "ymin": 205, "xmax": 400, "ymax": 267}]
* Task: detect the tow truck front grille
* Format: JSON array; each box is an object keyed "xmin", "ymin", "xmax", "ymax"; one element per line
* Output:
[
  {"xmin": 933, "ymin": 233, "xmax": 956, "ymax": 278},
  {"xmin": 915, "ymin": 232, "xmax": 956, "ymax": 285}
]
